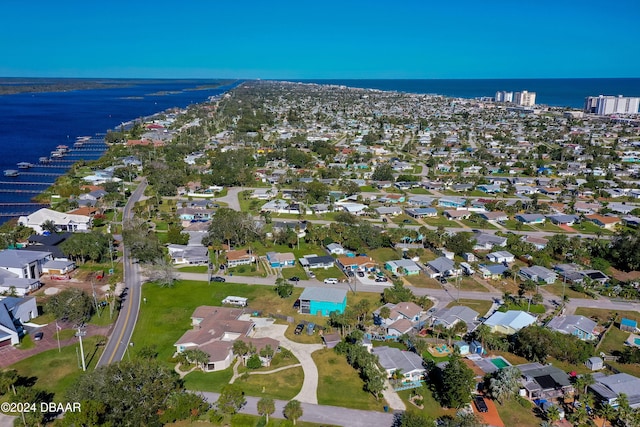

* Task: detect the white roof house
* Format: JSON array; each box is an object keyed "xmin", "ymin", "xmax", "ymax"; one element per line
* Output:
[
  {"xmin": 18, "ymin": 208, "xmax": 92, "ymax": 234},
  {"xmin": 484, "ymin": 310, "xmax": 536, "ymax": 335},
  {"xmin": 372, "ymin": 346, "xmax": 426, "ymax": 382}
]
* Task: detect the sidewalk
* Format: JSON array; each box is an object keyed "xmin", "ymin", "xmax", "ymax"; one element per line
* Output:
[{"xmin": 0, "ymin": 321, "xmax": 111, "ymax": 368}]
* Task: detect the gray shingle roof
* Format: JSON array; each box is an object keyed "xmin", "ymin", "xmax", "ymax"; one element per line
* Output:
[{"xmin": 299, "ymin": 287, "xmax": 347, "ymax": 304}]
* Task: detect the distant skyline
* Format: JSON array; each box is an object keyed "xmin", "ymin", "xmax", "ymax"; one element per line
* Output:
[{"xmin": 2, "ymin": 0, "xmax": 639, "ymax": 79}]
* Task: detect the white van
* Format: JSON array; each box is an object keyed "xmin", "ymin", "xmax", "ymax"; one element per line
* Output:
[{"xmin": 323, "ymin": 278, "xmax": 339, "ymax": 284}]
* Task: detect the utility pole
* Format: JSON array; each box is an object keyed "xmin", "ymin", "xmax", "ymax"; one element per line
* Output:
[{"xmin": 76, "ymin": 327, "xmax": 86, "ymax": 371}]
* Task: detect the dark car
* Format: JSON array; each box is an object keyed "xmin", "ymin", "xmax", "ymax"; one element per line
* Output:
[
  {"xmin": 402, "ymin": 219, "xmax": 413, "ymax": 224},
  {"xmin": 211, "ymin": 276, "xmax": 226, "ymax": 283},
  {"xmin": 289, "ymin": 276, "xmax": 300, "ymax": 282},
  {"xmin": 357, "ymin": 271, "xmax": 365, "ymax": 278},
  {"xmin": 33, "ymin": 332, "xmax": 44, "ymax": 341},
  {"xmin": 474, "ymin": 396, "xmax": 488, "ymax": 413},
  {"xmin": 439, "ymin": 276, "xmax": 448, "ymax": 284},
  {"xmin": 347, "ymin": 271, "xmax": 355, "ymax": 277},
  {"xmin": 294, "ymin": 323, "xmax": 304, "ymax": 335}
]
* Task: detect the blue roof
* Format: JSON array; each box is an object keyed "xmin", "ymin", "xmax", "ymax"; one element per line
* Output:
[{"xmin": 482, "ymin": 264, "xmax": 508, "ymax": 275}]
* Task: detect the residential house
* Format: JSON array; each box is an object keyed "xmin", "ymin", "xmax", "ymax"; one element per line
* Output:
[
  {"xmin": 589, "ymin": 373, "xmax": 640, "ymax": 408},
  {"xmin": 479, "ymin": 211, "xmax": 509, "ymax": 222},
  {"xmin": 374, "ymin": 301, "xmax": 425, "ymax": 336},
  {"xmin": 22, "ymin": 232, "xmax": 72, "ymax": 260},
  {"xmin": 174, "ymin": 306, "xmax": 269, "ymax": 372},
  {"xmin": 484, "ymin": 310, "xmax": 537, "ymax": 334},
  {"xmin": 621, "ymin": 318, "xmax": 638, "ymax": 333},
  {"xmin": 518, "ymin": 362, "xmax": 573, "ymax": 400},
  {"xmin": 407, "ymin": 195, "xmax": 434, "ymax": 207},
  {"xmin": 385, "ymin": 259, "xmax": 421, "ymax": 276},
  {"xmin": 431, "ymin": 306, "xmax": 479, "ymax": 331},
  {"xmin": 515, "ymin": 214, "xmax": 546, "ymax": 224},
  {"xmin": 177, "ymin": 208, "xmax": 214, "ymax": 222},
  {"xmin": 473, "ymin": 233, "xmax": 507, "ymax": 251},
  {"xmin": 426, "ymin": 257, "xmax": 456, "ymax": 278},
  {"xmin": 167, "ymin": 245, "xmax": 209, "ymax": 265},
  {"xmin": 298, "ymin": 287, "xmax": 347, "ymax": 316},
  {"xmin": 438, "ymin": 198, "xmax": 466, "ymax": 208},
  {"xmin": 478, "ymin": 264, "xmax": 508, "ymax": 280},
  {"xmin": 336, "ymin": 255, "xmax": 376, "ymax": 272},
  {"xmin": 18, "ymin": 208, "xmax": 92, "ymax": 234},
  {"xmin": 519, "ymin": 266, "xmax": 557, "ymax": 284},
  {"xmin": 266, "ymin": 252, "xmax": 296, "ymax": 268},
  {"xmin": 375, "ymin": 206, "xmax": 403, "ymax": 216},
  {"xmin": 486, "ymin": 251, "xmax": 515, "ymax": 264},
  {"xmin": 372, "ymin": 346, "xmax": 426, "ymax": 382},
  {"xmin": 547, "ymin": 214, "xmax": 579, "ymax": 226},
  {"xmin": 0, "ymin": 296, "xmax": 38, "ymax": 347},
  {"xmin": 326, "ymin": 243, "xmax": 346, "ymax": 255},
  {"xmin": 42, "ymin": 260, "xmax": 76, "ymax": 276},
  {"xmin": 524, "ymin": 235, "xmax": 548, "ymax": 250},
  {"xmin": 405, "ymin": 207, "xmax": 438, "ymax": 218},
  {"xmin": 546, "ymin": 315, "xmax": 598, "ymax": 341},
  {"xmin": 477, "ymin": 184, "xmax": 502, "ymax": 193},
  {"xmin": 444, "ymin": 210, "xmax": 472, "ymax": 220},
  {"xmin": 226, "ymin": 250, "xmax": 255, "ymax": 268},
  {"xmin": 299, "ymin": 255, "xmax": 335, "ymax": 270},
  {"xmin": 585, "ymin": 214, "xmax": 621, "ymax": 230},
  {"xmin": 0, "ymin": 250, "xmax": 51, "ymax": 280}
]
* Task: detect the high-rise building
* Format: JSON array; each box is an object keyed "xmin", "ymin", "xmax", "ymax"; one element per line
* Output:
[
  {"xmin": 584, "ymin": 95, "xmax": 640, "ymax": 115},
  {"xmin": 495, "ymin": 91, "xmax": 513, "ymax": 103},
  {"xmin": 514, "ymin": 90, "xmax": 536, "ymax": 107}
]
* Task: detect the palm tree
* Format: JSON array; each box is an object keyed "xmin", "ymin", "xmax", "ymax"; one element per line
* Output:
[
  {"xmin": 283, "ymin": 399, "xmax": 303, "ymax": 425},
  {"xmin": 597, "ymin": 403, "xmax": 616, "ymax": 427},
  {"xmin": 257, "ymin": 397, "xmax": 275, "ymax": 424},
  {"xmin": 546, "ymin": 405, "xmax": 561, "ymax": 424},
  {"xmin": 574, "ymin": 373, "xmax": 595, "ymax": 399}
]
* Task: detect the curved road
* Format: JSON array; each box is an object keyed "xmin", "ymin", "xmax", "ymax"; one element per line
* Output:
[{"xmin": 97, "ymin": 179, "xmax": 147, "ymax": 367}]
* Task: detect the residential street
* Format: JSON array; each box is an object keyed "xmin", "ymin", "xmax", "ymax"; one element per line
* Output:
[{"xmin": 199, "ymin": 392, "xmax": 397, "ymax": 427}]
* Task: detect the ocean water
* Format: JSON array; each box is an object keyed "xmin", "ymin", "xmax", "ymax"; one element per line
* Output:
[
  {"xmin": 0, "ymin": 79, "xmax": 238, "ymax": 219},
  {"xmin": 285, "ymin": 78, "xmax": 640, "ymax": 108}
]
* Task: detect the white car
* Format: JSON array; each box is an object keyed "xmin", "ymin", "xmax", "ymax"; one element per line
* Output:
[{"xmin": 323, "ymin": 278, "xmax": 339, "ymax": 284}]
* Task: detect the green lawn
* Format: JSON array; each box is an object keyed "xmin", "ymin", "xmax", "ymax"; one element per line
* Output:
[
  {"xmin": 176, "ymin": 265, "xmax": 208, "ymax": 273},
  {"xmin": 233, "ymin": 366, "xmax": 303, "ymax": 400},
  {"xmin": 458, "ymin": 277, "xmax": 490, "ymax": 292},
  {"xmin": 459, "ymin": 219, "xmax": 497, "ymax": 229},
  {"xmin": 502, "ymin": 220, "xmax": 535, "ymax": 231},
  {"xmin": 531, "ymin": 222, "xmax": 567, "ymax": 233},
  {"xmin": 405, "ymin": 274, "xmax": 441, "ymax": 289},
  {"xmin": 182, "ymin": 368, "xmax": 234, "ymax": 393},
  {"xmin": 368, "ymin": 247, "xmax": 401, "ymax": 264},
  {"xmin": 499, "ymin": 300, "xmax": 545, "ymax": 314},
  {"xmin": 423, "ymin": 216, "xmax": 456, "ymax": 228},
  {"xmin": 397, "ymin": 387, "xmax": 456, "ymax": 419},
  {"xmin": 311, "ymin": 266, "xmax": 345, "ymax": 281},
  {"xmin": 9, "ymin": 335, "xmax": 106, "ymax": 399},
  {"xmin": 390, "ymin": 214, "xmax": 416, "ymax": 225},
  {"xmin": 544, "ymin": 281, "xmax": 589, "ymax": 299},
  {"xmin": 359, "ymin": 185, "xmax": 378, "ymax": 192},
  {"xmin": 446, "ymin": 298, "xmax": 493, "ymax": 316},
  {"xmin": 495, "ymin": 397, "xmax": 541, "ymax": 427},
  {"xmin": 312, "ymin": 348, "xmax": 386, "ymax": 411},
  {"xmin": 571, "ymin": 222, "xmax": 612, "ymax": 234}
]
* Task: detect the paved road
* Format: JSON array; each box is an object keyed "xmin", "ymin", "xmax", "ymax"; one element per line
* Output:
[
  {"xmin": 97, "ymin": 179, "xmax": 147, "ymax": 367},
  {"xmin": 199, "ymin": 392, "xmax": 396, "ymax": 427}
]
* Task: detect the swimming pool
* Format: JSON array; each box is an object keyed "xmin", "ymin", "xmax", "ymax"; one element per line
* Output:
[
  {"xmin": 634, "ymin": 338, "xmax": 640, "ymax": 346},
  {"xmin": 490, "ymin": 357, "xmax": 509, "ymax": 369}
]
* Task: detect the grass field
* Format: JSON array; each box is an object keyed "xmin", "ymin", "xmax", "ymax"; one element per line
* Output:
[
  {"xmin": 543, "ymin": 281, "xmax": 589, "ymax": 299},
  {"xmin": 502, "ymin": 220, "xmax": 535, "ymax": 231},
  {"xmin": 182, "ymin": 368, "xmax": 235, "ymax": 393},
  {"xmin": 397, "ymin": 387, "xmax": 456, "ymax": 419},
  {"xmin": 571, "ymin": 222, "xmax": 612, "ymax": 234},
  {"xmin": 9, "ymin": 335, "xmax": 106, "ymax": 399},
  {"xmin": 422, "ymin": 216, "xmax": 455, "ymax": 228},
  {"xmin": 312, "ymin": 348, "xmax": 386, "ymax": 411},
  {"xmin": 176, "ymin": 265, "xmax": 208, "ymax": 273},
  {"xmin": 446, "ymin": 298, "xmax": 493, "ymax": 316},
  {"xmin": 458, "ymin": 277, "xmax": 490, "ymax": 292},
  {"xmin": 368, "ymin": 247, "xmax": 401, "ymax": 264},
  {"xmin": 233, "ymin": 365, "xmax": 304, "ymax": 400},
  {"xmin": 405, "ymin": 274, "xmax": 442, "ymax": 289}
]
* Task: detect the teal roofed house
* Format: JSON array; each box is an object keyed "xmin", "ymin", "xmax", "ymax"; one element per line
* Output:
[{"xmin": 299, "ymin": 287, "xmax": 347, "ymax": 317}]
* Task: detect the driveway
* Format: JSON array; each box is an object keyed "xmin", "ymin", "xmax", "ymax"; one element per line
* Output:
[{"xmin": 251, "ymin": 321, "xmax": 323, "ymax": 404}]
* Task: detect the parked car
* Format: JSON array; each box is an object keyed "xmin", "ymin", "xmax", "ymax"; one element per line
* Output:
[
  {"xmin": 323, "ymin": 278, "xmax": 338, "ymax": 284},
  {"xmin": 375, "ymin": 277, "xmax": 388, "ymax": 282},
  {"xmin": 474, "ymin": 396, "xmax": 488, "ymax": 413},
  {"xmin": 289, "ymin": 276, "xmax": 300, "ymax": 282},
  {"xmin": 294, "ymin": 323, "xmax": 304, "ymax": 335},
  {"xmin": 439, "ymin": 276, "xmax": 448, "ymax": 284},
  {"xmin": 308, "ymin": 272, "xmax": 316, "ymax": 278},
  {"xmin": 357, "ymin": 271, "xmax": 365, "ymax": 278},
  {"xmin": 33, "ymin": 332, "xmax": 44, "ymax": 341},
  {"xmin": 347, "ymin": 271, "xmax": 355, "ymax": 277},
  {"xmin": 211, "ymin": 276, "xmax": 226, "ymax": 282}
]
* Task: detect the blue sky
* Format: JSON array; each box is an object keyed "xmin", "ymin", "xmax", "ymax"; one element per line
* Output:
[{"xmin": 2, "ymin": 0, "xmax": 639, "ymax": 79}]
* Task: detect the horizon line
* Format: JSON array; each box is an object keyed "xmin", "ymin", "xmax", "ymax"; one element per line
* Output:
[{"xmin": 2, "ymin": 76, "xmax": 640, "ymax": 81}]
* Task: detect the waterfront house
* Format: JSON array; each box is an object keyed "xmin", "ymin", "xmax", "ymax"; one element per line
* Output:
[{"xmin": 18, "ymin": 208, "xmax": 92, "ymax": 234}]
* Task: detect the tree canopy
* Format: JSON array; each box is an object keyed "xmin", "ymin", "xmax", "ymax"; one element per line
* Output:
[{"xmin": 45, "ymin": 288, "xmax": 94, "ymax": 325}]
